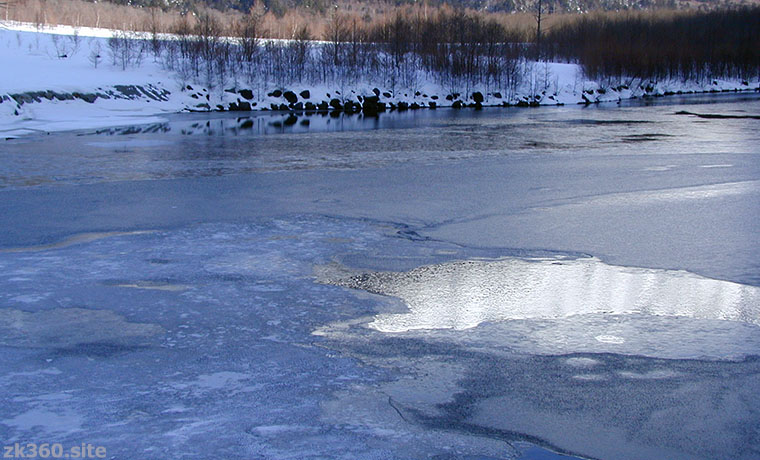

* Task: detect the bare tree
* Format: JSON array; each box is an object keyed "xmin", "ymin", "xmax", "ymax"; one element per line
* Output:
[
  {"xmin": 534, "ymin": 0, "xmax": 544, "ymax": 54},
  {"xmin": 89, "ymin": 40, "xmax": 102, "ymax": 68}
]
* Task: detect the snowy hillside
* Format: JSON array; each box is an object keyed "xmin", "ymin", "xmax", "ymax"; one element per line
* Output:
[{"xmin": 1, "ymin": 20, "xmax": 757, "ymax": 138}]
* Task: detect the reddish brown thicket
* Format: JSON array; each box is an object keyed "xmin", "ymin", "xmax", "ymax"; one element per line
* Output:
[{"xmin": 544, "ymin": 8, "xmax": 760, "ymax": 81}]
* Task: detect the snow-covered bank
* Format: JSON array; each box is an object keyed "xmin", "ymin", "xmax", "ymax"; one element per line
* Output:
[{"xmin": 1, "ymin": 21, "xmax": 758, "ymax": 138}]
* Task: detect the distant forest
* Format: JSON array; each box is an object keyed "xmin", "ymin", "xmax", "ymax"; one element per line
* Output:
[{"xmin": 74, "ymin": 0, "xmax": 760, "ymax": 15}]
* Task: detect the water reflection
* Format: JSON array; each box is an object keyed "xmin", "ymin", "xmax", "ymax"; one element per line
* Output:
[
  {"xmin": 321, "ymin": 257, "xmax": 760, "ymax": 332},
  {"xmin": 88, "ymin": 111, "xmax": 423, "ymax": 137}
]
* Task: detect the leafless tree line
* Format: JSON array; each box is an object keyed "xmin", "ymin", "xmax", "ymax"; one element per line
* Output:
[
  {"xmin": 103, "ymin": 8, "xmax": 530, "ymax": 99},
  {"xmin": 74, "ymin": 2, "xmax": 757, "ymax": 98},
  {"xmin": 543, "ymin": 7, "xmax": 760, "ymax": 82}
]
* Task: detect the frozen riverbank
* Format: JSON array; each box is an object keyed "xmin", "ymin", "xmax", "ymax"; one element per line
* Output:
[{"xmin": 2, "ymin": 20, "xmax": 758, "ymax": 138}]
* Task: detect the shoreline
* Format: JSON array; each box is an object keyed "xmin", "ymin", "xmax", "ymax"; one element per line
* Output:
[
  {"xmin": 3, "ymin": 87, "xmax": 759, "ymax": 140},
  {"xmin": 1, "ymin": 21, "xmax": 758, "ymax": 138}
]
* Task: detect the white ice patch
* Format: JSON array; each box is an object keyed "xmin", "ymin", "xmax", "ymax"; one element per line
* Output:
[
  {"xmin": 572, "ymin": 374, "xmax": 607, "ymax": 381},
  {"xmin": 109, "ymin": 281, "xmax": 189, "ymax": 291},
  {"xmin": 543, "ymin": 180, "xmax": 758, "ymax": 211},
  {"xmin": 193, "ymin": 372, "xmax": 251, "ymax": 390},
  {"xmin": 0, "ymin": 231, "xmax": 155, "ymax": 253},
  {"xmin": 322, "ymin": 257, "xmax": 760, "ymax": 332},
  {"xmin": 249, "ymin": 425, "xmax": 319, "ymax": 436},
  {"xmin": 10, "ymin": 293, "xmax": 51, "ymax": 303},
  {"xmin": 0, "ymin": 307, "xmax": 164, "ymax": 347},
  {"xmin": 617, "ymin": 369, "xmax": 680, "ymax": 379},
  {"xmin": 171, "ymin": 372, "xmax": 260, "ymax": 396},
  {"xmin": 595, "ymin": 335, "xmax": 626, "ymax": 344},
  {"xmin": 87, "ymin": 140, "xmax": 174, "ymax": 149},
  {"xmin": 205, "ymin": 253, "xmax": 306, "ymax": 277},
  {"xmin": 642, "ymin": 165, "xmax": 677, "ymax": 172},
  {"xmin": 2, "ymin": 408, "xmax": 83, "ymax": 435},
  {"xmin": 565, "ymin": 357, "xmax": 601, "ymax": 367}
]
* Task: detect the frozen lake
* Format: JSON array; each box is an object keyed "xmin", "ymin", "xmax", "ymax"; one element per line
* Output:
[{"xmin": 1, "ymin": 93, "xmax": 759, "ymax": 459}]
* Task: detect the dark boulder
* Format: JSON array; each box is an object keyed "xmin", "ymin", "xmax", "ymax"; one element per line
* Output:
[
  {"xmin": 283, "ymin": 91, "xmax": 298, "ymax": 103},
  {"xmin": 238, "ymin": 101, "xmax": 252, "ymax": 111},
  {"xmin": 344, "ymin": 101, "xmax": 357, "ymax": 113},
  {"xmin": 305, "ymin": 102, "xmax": 316, "ymax": 111},
  {"xmin": 372, "ymin": 88, "xmax": 381, "ymax": 96},
  {"xmin": 318, "ymin": 101, "xmax": 329, "ymax": 111},
  {"xmin": 270, "ymin": 89, "xmax": 283, "ymax": 97},
  {"xmin": 362, "ymin": 95, "xmax": 380, "ymax": 114},
  {"xmin": 472, "ymin": 91, "xmax": 484, "ymax": 103},
  {"xmin": 54, "ymin": 92, "xmax": 75, "ymax": 101},
  {"xmin": 299, "ymin": 90, "xmax": 310, "ymax": 99},
  {"xmin": 74, "ymin": 92, "xmax": 98, "ymax": 103},
  {"xmin": 493, "ymin": 92, "xmax": 502, "ymax": 99},
  {"xmin": 452, "ymin": 100, "xmax": 463, "ymax": 109},
  {"xmin": 382, "ymin": 91, "xmax": 392, "ymax": 98},
  {"xmin": 239, "ymin": 89, "xmax": 254, "ymax": 100},
  {"xmin": 329, "ymin": 98, "xmax": 342, "ymax": 110}
]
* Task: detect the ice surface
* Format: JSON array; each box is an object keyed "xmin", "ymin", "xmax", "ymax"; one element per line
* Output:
[
  {"xmin": 320, "ymin": 256, "xmax": 760, "ymax": 332},
  {"xmin": 1, "ymin": 97, "xmax": 759, "ymax": 459}
]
